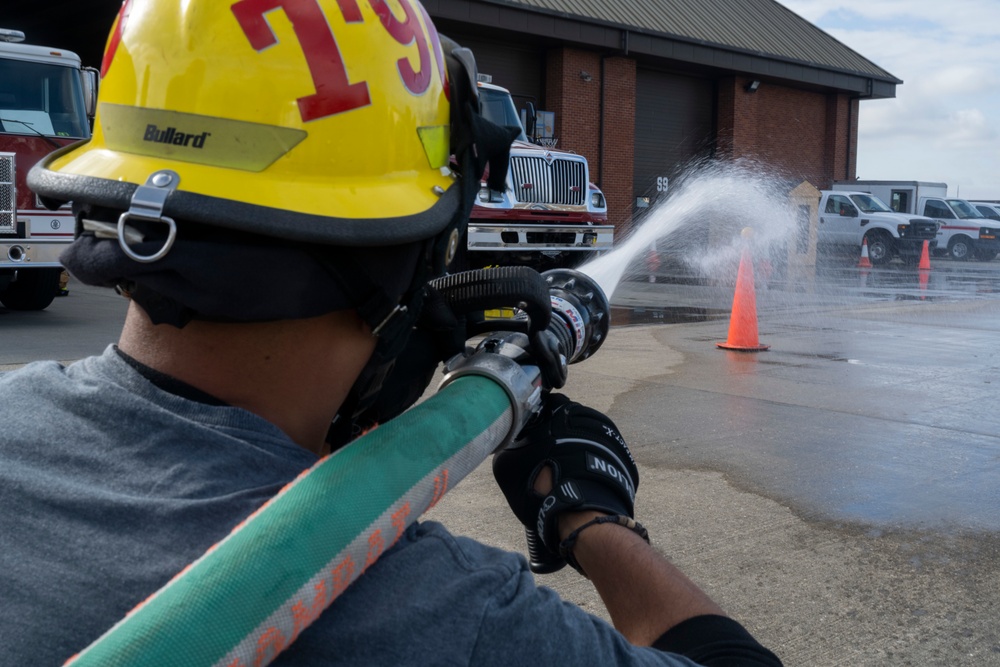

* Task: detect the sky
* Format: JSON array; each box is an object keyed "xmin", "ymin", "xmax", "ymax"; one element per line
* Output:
[{"xmin": 775, "ymin": 0, "xmax": 1000, "ymax": 201}]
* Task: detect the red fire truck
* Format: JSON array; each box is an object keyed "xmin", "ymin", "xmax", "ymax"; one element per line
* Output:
[
  {"xmin": 468, "ymin": 78, "xmax": 612, "ymax": 270},
  {"xmin": 1, "ymin": 28, "xmax": 96, "ymax": 310}
]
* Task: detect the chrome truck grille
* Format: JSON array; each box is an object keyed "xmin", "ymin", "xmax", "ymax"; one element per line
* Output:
[
  {"xmin": 907, "ymin": 219, "xmax": 938, "ymax": 240},
  {"xmin": 0, "ymin": 153, "xmax": 14, "ymax": 233},
  {"xmin": 510, "ymin": 155, "xmax": 586, "ymax": 206}
]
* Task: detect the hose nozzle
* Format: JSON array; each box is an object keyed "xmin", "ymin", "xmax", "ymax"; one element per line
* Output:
[
  {"xmin": 436, "ymin": 266, "xmax": 611, "ymax": 446},
  {"xmin": 541, "ymin": 268, "xmax": 610, "ymax": 364}
]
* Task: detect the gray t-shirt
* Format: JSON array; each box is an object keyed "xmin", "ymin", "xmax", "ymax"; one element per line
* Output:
[{"xmin": 0, "ymin": 346, "xmax": 695, "ymax": 666}]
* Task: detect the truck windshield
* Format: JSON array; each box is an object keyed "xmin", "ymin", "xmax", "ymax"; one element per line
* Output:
[
  {"xmin": 947, "ymin": 199, "xmax": 985, "ymax": 220},
  {"xmin": 849, "ymin": 194, "xmax": 893, "ymax": 213},
  {"xmin": 0, "ymin": 57, "xmax": 89, "ymax": 139},
  {"xmin": 479, "ymin": 87, "xmax": 528, "ymax": 142}
]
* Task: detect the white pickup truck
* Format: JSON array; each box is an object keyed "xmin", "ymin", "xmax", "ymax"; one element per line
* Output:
[
  {"xmin": 818, "ymin": 190, "xmax": 939, "ymax": 265},
  {"xmin": 919, "ymin": 197, "xmax": 1000, "ymax": 261},
  {"xmin": 831, "ymin": 181, "xmax": 1000, "ymax": 261}
]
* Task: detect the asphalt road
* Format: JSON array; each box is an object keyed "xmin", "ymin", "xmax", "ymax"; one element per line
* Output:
[
  {"xmin": 0, "ymin": 278, "xmax": 127, "ymax": 369},
  {"xmin": 4, "ymin": 259, "xmax": 1000, "ymax": 665}
]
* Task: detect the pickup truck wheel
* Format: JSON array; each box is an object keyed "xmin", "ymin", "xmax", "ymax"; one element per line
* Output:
[
  {"xmin": 947, "ymin": 236, "xmax": 973, "ymax": 261},
  {"xmin": 0, "ymin": 267, "xmax": 61, "ymax": 311},
  {"xmin": 865, "ymin": 232, "xmax": 893, "ymax": 266},
  {"xmin": 973, "ymin": 247, "xmax": 998, "ymax": 262}
]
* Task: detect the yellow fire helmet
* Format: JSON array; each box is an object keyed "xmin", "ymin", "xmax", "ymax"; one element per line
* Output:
[{"xmin": 30, "ymin": 0, "xmax": 466, "ymax": 248}]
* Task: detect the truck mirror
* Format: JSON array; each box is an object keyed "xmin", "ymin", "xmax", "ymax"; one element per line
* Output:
[
  {"xmin": 81, "ymin": 67, "xmax": 99, "ymax": 119},
  {"xmin": 524, "ymin": 101, "xmax": 537, "ymax": 140}
]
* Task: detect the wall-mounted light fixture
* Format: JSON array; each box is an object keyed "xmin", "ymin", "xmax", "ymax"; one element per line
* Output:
[
  {"xmin": 745, "ymin": 79, "xmax": 761, "ymax": 93},
  {"xmin": 580, "ymin": 70, "xmax": 593, "ymax": 82}
]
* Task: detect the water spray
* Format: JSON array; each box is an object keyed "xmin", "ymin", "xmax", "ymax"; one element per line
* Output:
[{"xmin": 577, "ymin": 160, "xmax": 800, "ymax": 299}]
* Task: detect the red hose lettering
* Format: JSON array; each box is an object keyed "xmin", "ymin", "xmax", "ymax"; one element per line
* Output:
[
  {"xmin": 290, "ymin": 580, "xmax": 329, "ymax": 641},
  {"xmin": 390, "ymin": 503, "xmax": 411, "ymax": 545},
  {"xmin": 254, "ymin": 626, "xmax": 286, "ymax": 667},
  {"xmin": 427, "ymin": 468, "xmax": 449, "ymax": 510},
  {"xmin": 330, "ymin": 555, "xmax": 355, "ymax": 598},
  {"xmin": 362, "ymin": 529, "xmax": 385, "ymax": 572}
]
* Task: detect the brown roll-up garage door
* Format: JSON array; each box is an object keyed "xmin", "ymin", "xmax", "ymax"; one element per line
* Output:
[
  {"xmin": 633, "ymin": 68, "xmax": 715, "ymax": 207},
  {"xmin": 440, "ymin": 33, "xmax": 545, "ymax": 111}
]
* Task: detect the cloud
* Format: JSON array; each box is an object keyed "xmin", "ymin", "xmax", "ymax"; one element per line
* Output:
[
  {"xmin": 918, "ymin": 65, "xmax": 997, "ymax": 97},
  {"xmin": 780, "ymin": 0, "xmax": 1000, "ymax": 30},
  {"xmin": 776, "ymin": 0, "xmax": 1000, "ymax": 199}
]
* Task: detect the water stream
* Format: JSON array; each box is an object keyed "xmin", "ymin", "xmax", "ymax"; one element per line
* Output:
[{"xmin": 578, "ymin": 161, "xmax": 800, "ymax": 300}]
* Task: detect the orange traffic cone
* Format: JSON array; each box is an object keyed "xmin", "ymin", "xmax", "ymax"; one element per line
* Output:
[
  {"xmin": 717, "ymin": 246, "xmax": 769, "ymax": 351},
  {"xmin": 858, "ymin": 237, "xmax": 873, "ymax": 269},
  {"xmin": 918, "ymin": 239, "xmax": 931, "ymax": 270}
]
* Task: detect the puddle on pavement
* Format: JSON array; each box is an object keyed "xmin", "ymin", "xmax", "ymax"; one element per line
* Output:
[{"xmin": 610, "ymin": 306, "xmax": 726, "ymax": 326}]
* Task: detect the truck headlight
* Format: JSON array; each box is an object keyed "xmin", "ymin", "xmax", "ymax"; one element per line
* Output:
[
  {"xmin": 478, "ymin": 185, "xmax": 504, "ymax": 203},
  {"xmin": 590, "ymin": 192, "xmax": 606, "ymax": 209}
]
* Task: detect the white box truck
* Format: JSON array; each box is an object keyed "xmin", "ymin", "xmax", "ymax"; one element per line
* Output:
[{"xmin": 832, "ymin": 181, "xmax": 1000, "ymax": 261}]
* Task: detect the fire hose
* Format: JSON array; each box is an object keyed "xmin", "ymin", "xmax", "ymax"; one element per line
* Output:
[{"xmin": 64, "ymin": 267, "xmax": 610, "ymax": 667}]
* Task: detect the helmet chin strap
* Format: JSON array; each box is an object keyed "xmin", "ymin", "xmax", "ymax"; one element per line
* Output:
[
  {"xmin": 324, "ymin": 239, "xmax": 435, "ymax": 448},
  {"xmin": 327, "ymin": 31, "xmax": 521, "ymax": 447},
  {"xmin": 327, "ymin": 101, "xmax": 520, "ymax": 448}
]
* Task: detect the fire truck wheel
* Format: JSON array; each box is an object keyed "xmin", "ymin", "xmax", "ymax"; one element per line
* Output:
[{"xmin": 0, "ymin": 268, "xmax": 62, "ymax": 311}]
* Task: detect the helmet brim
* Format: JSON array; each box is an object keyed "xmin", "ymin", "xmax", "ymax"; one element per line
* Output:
[{"xmin": 29, "ymin": 143, "xmax": 463, "ymax": 247}]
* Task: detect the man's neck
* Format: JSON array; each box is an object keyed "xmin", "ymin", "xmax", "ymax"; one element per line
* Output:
[{"xmin": 117, "ymin": 302, "xmax": 376, "ymax": 456}]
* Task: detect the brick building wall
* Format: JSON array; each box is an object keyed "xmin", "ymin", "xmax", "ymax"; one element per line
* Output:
[
  {"xmin": 598, "ymin": 57, "xmax": 636, "ymax": 233},
  {"xmin": 824, "ymin": 95, "xmax": 860, "ymax": 184},
  {"xmin": 717, "ymin": 76, "xmax": 855, "ymax": 190},
  {"xmin": 545, "ymin": 61, "xmax": 858, "ymax": 234},
  {"xmin": 545, "ymin": 49, "xmax": 601, "ymax": 170},
  {"xmin": 544, "ymin": 48, "xmax": 637, "ymax": 232}
]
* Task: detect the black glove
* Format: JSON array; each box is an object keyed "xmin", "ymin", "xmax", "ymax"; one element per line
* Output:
[{"xmin": 492, "ymin": 394, "xmax": 639, "ymax": 574}]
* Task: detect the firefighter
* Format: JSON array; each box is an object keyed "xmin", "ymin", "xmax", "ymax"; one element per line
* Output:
[
  {"xmin": 57, "ymin": 269, "xmax": 70, "ymax": 296},
  {"xmin": 2, "ymin": 1, "xmax": 781, "ymax": 665}
]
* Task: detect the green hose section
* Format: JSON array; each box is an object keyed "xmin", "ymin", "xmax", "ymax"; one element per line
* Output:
[{"xmin": 65, "ymin": 375, "xmax": 513, "ymax": 667}]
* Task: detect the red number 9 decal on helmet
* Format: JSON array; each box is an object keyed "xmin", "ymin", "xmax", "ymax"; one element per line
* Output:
[{"xmin": 232, "ymin": 0, "xmax": 446, "ymax": 122}]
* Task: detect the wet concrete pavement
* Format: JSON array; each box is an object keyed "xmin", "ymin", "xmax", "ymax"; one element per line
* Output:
[
  {"xmin": 5, "ymin": 260, "xmax": 1000, "ymax": 664},
  {"xmin": 616, "ymin": 297, "xmax": 1000, "ymax": 532}
]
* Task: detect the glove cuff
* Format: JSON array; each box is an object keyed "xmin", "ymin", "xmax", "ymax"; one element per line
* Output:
[
  {"xmin": 558, "ymin": 514, "xmax": 650, "ymax": 577},
  {"xmin": 537, "ymin": 476, "xmax": 634, "ymax": 553}
]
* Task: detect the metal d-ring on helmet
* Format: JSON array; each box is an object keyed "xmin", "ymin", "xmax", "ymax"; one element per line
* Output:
[{"xmin": 27, "ymin": 0, "xmax": 518, "ymax": 442}]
